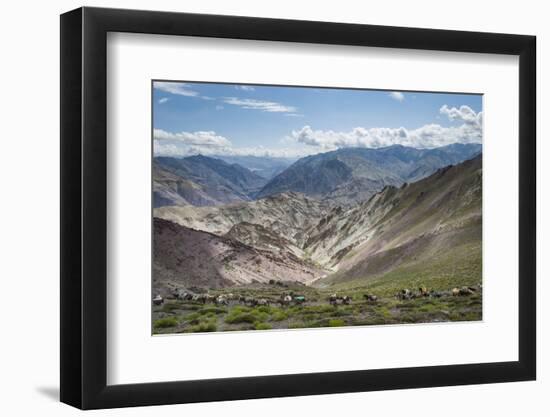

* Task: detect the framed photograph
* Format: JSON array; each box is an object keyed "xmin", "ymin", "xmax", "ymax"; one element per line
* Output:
[{"xmin": 60, "ymin": 7, "xmax": 536, "ymax": 409}]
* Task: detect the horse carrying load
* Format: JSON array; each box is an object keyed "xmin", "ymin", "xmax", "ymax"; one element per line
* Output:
[
  {"xmin": 293, "ymin": 295, "xmax": 306, "ymax": 305},
  {"xmin": 329, "ymin": 294, "xmax": 352, "ymax": 305}
]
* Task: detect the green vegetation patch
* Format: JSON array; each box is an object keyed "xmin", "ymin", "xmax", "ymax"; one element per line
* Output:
[
  {"xmin": 271, "ymin": 310, "xmax": 289, "ymax": 322},
  {"xmin": 254, "ymin": 322, "xmax": 272, "ymax": 330},
  {"xmin": 154, "ymin": 317, "xmax": 178, "ymax": 329},
  {"xmin": 187, "ymin": 320, "xmax": 217, "ymax": 333},
  {"xmin": 225, "ymin": 307, "xmax": 270, "ymax": 324},
  {"xmin": 199, "ymin": 306, "xmax": 227, "ymax": 315},
  {"xmin": 160, "ymin": 302, "xmax": 182, "ymax": 313}
]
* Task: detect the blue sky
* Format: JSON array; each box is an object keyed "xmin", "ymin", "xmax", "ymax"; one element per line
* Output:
[{"xmin": 153, "ymin": 81, "xmax": 482, "ymax": 158}]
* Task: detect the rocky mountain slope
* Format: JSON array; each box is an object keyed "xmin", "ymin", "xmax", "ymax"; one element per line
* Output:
[
  {"xmin": 153, "ymin": 163, "xmax": 221, "ymax": 207},
  {"xmin": 256, "ymin": 143, "xmax": 481, "ymax": 204},
  {"xmin": 153, "ymin": 153, "xmax": 482, "ymax": 291},
  {"xmin": 153, "ymin": 218, "xmax": 325, "ymax": 292},
  {"xmin": 154, "ymin": 191, "xmax": 330, "ymax": 247},
  {"xmin": 310, "ymin": 154, "xmax": 482, "ymax": 284},
  {"xmin": 225, "ymin": 222, "xmax": 305, "ymax": 258},
  {"xmin": 153, "ymin": 155, "xmax": 267, "ymax": 207}
]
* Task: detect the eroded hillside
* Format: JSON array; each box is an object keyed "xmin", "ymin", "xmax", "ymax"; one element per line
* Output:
[
  {"xmin": 153, "ymin": 154, "xmax": 482, "ymax": 292},
  {"xmin": 153, "ymin": 218, "xmax": 325, "ymax": 293}
]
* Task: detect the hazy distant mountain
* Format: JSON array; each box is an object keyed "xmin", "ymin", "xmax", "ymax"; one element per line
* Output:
[
  {"xmin": 213, "ymin": 155, "xmax": 297, "ymax": 180},
  {"xmin": 153, "ymin": 155, "xmax": 267, "ymax": 207},
  {"xmin": 256, "ymin": 143, "xmax": 481, "ymax": 204},
  {"xmin": 153, "ymin": 163, "xmax": 222, "ymax": 207}
]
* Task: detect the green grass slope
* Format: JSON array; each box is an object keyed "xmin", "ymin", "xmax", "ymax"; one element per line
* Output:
[{"xmin": 320, "ymin": 154, "xmax": 482, "ymax": 290}]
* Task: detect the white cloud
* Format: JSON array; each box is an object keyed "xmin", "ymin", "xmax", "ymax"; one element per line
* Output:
[
  {"xmin": 153, "ymin": 103, "xmax": 482, "ymax": 159},
  {"xmin": 158, "ymin": 97, "xmax": 169, "ymax": 104},
  {"xmin": 154, "ymin": 129, "xmax": 232, "ymax": 148},
  {"xmin": 153, "ymin": 129, "xmax": 311, "ymax": 158},
  {"xmin": 218, "ymin": 146, "xmax": 309, "ymax": 158},
  {"xmin": 154, "ymin": 141, "xmax": 309, "ymax": 159},
  {"xmin": 440, "ymin": 104, "xmax": 482, "ymax": 128},
  {"xmin": 289, "ymin": 103, "xmax": 482, "ymax": 150},
  {"xmin": 389, "ymin": 91, "xmax": 405, "ymax": 102},
  {"xmin": 153, "ymin": 82, "xmax": 301, "ymax": 117},
  {"xmin": 289, "ymin": 123, "xmax": 481, "ymax": 150},
  {"xmin": 222, "ymin": 97, "xmax": 297, "ymax": 113},
  {"xmin": 153, "ymin": 81, "xmax": 199, "ymax": 97}
]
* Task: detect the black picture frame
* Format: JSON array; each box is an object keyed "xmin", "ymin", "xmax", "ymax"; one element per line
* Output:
[{"xmin": 60, "ymin": 6, "xmax": 536, "ymax": 410}]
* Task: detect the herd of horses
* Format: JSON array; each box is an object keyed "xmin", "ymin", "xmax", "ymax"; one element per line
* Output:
[
  {"xmin": 152, "ymin": 284, "xmax": 481, "ymax": 307},
  {"xmin": 395, "ymin": 284, "xmax": 482, "ymax": 300},
  {"xmin": 160, "ymin": 290, "xmax": 306, "ymax": 307}
]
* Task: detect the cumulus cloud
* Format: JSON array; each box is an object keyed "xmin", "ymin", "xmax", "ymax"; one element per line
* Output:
[
  {"xmin": 222, "ymin": 97, "xmax": 297, "ymax": 113},
  {"xmin": 235, "ymin": 85, "xmax": 255, "ymax": 91},
  {"xmin": 289, "ymin": 123, "xmax": 481, "ymax": 150},
  {"xmin": 153, "ymin": 128, "xmax": 310, "ymax": 158},
  {"xmin": 218, "ymin": 146, "xmax": 309, "ymax": 158},
  {"xmin": 440, "ymin": 104, "xmax": 482, "ymax": 128},
  {"xmin": 289, "ymin": 105, "xmax": 482, "ymax": 150},
  {"xmin": 158, "ymin": 97, "xmax": 169, "ymax": 104},
  {"xmin": 153, "ymin": 81, "xmax": 199, "ymax": 97},
  {"xmin": 154, "ymin": 129, "xmax": 232, "ymax": 148},
  {"xmin": 153, "ymin": 103, "xmax": 482, "ymax": 158},
  {"xmin": 389, "ymin": 91, "xmax": 405, "ymax": 102},
  {"xmin": 154, "ymin": 141, "xmax": 309, "ymax": 159}
]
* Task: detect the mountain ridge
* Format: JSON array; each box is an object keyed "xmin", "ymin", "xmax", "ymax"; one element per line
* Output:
[
  {"xmin": 311, "ymin": 153, "xmax": 482, "ymax": 285},
  {"xmin": 153, "ymin": 155, "xmax": 267, "ymax": 207},
  {"xmin": 154, "ymin": 154, "xmax": 481, "ymax": 291},
  {"xmin": 212, "ymin": 155, "xmax": 296, "ymax": 180},
  {"xmin": 256, "ymin": 143, "xmax": 481, "ymax": 204}
]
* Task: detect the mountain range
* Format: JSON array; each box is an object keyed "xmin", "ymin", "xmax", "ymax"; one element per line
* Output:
[
  {"xmin": 153, "ymin": 155, "xmax": 267, "ymax": 207},
  {"xmin": 256, "ymin": 143, "xmax": 481, "ymax": 204},
  {"xmin": 154, "ymin": 143, "xmax": 480, "ymax": 209},
  {"xmin": 212, "ymin": 155, "xmax": 296, "ymax": 180},
  {"xmin": 153, "ymin": 153, "xmax": 482, "ymax": 290}
]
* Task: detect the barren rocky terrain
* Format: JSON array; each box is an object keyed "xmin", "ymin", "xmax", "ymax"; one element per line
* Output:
[{"xmin": 151, "ymin": 146, "xmax": 483, "ymax": 333}]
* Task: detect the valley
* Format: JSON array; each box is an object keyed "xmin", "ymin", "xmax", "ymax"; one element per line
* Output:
[{"xmin": 152, "ymin": 145, "xmax": 483, "ymax": 333}]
